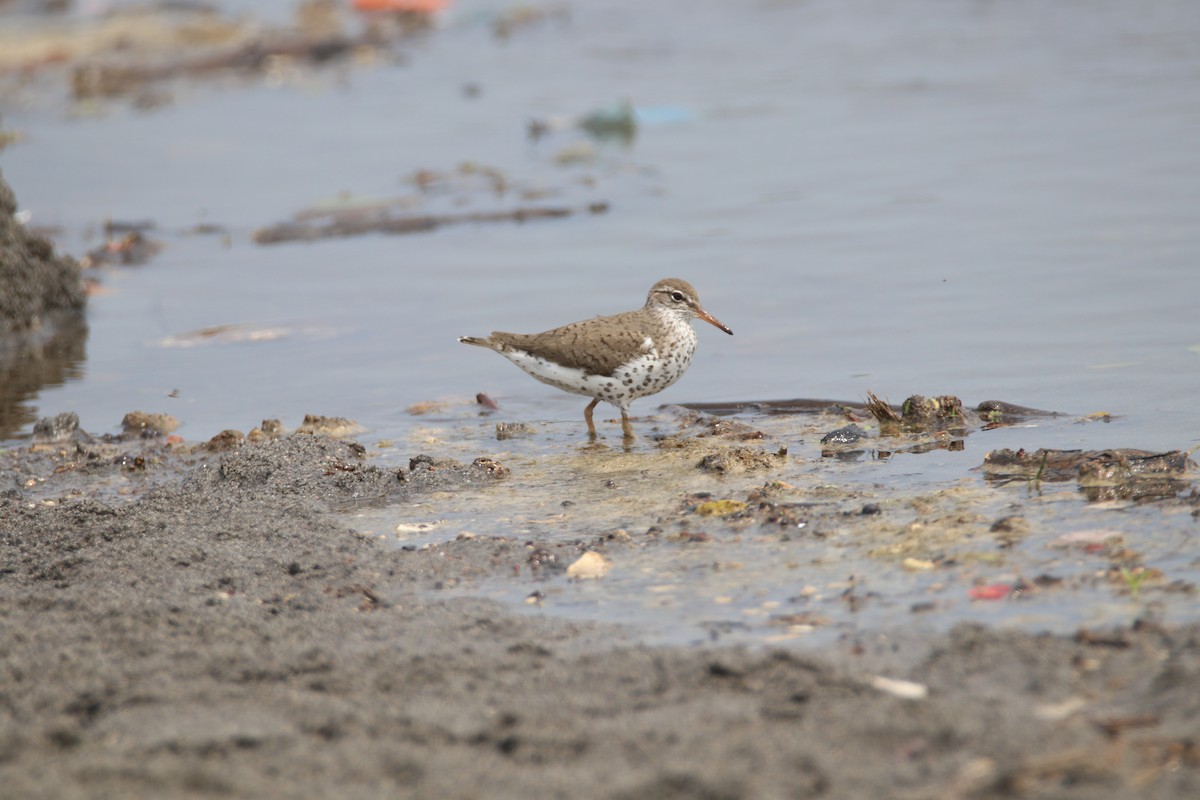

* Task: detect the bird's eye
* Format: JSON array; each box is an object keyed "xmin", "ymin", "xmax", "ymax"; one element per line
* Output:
[{"xmin": 670, "ymin": 291, "xmax": 685, "ymax": 302}]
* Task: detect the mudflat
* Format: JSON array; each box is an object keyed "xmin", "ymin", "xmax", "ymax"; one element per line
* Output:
[{"xmin": 2, "ymin": 432, "xmax": 1197, "ymax": 799}]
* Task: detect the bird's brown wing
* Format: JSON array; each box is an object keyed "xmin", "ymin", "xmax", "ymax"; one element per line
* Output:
[{"xmin": 489, "ymin": 310, "xmax": 656, "ymax": 377}]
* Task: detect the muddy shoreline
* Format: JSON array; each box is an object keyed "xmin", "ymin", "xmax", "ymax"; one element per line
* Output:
[
  {"xmin": 2, "ymin": 430, "xmax": 1198, "ymax": 798},
  {"xmin": 4, "ymin": 3, "xmax": 1200, "ymax": 794}
]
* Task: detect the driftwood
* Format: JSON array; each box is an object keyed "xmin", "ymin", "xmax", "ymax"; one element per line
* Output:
[
  {"xmin": 982, "ymin": 447, "xmax": 1195, "ymax": 501},
  {"xmin": 253, "ymin": 202, "xmax": 609, "ymax": 244},
  {"xmin": 981, "ymin": 448, "xmax": 1194, "ymax": 482}
]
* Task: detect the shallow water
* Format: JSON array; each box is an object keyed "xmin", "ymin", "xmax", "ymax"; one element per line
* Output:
[{"xmin": 4, "ymin": 0, "xmax": 1198, "ymax": 643}]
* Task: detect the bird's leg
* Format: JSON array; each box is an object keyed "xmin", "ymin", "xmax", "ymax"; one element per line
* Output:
[
  {"xmin": 584, "ymin": 398, "xmax": 600, "ymax": 439},
  {"xmin": 620, "ymin": 409, "xmax": 635, "ymax": 440}
]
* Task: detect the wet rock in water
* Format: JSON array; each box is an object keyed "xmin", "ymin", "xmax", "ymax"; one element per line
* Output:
[
  {"xmin": 206, "ymin": 429, "xmax": 246, "ymax": 451},
  {"xmin": 694, "ymin": 499, "xmax": 747, "ymax": 517},
  {"xmin": 471, "ymin": 457, "xmax": 510, "ymax": 478},
  {"xmin": 297, "ymin": 414, "xmax": 365, "ymax": 438},
  {"xmin": 113, "ymin": 453, "xmax": 146, "ymax": 471},
  {"xmin": 121, "ymin": 411, "xmax": 180, "ymax": 437},
  {"xmin": 821, "ymin": 424, "xmax": 868, "ymax": 445},
  {"xmin": 697, "ymin": 447, "xmax": 783, "ymax": 474},
  {"xmin": 409, "ymin": 454, "xmax": 463, "ymax": 472},
  {"xmin": 902, "ymin": 394, "xmax": 964, "ymax": 422},
  {"xmin": 33, "ymin": 411, "xmax": 80, "ymax": 442},
  {"xmin": 495, "ymin": 421, "xmax": 535, "ymax": 440},
  {"xmin": 527, "ymin": 545, "xmax": 559, "ymax": 570},
  {"xmin": 866, "ymin": 392, "xmax": 968, "ymax": 431},
  {"xmin": 247, "ymin": 418, "xmax": 285, "ymax": 443},
  {"xmin": 566, "ymin": 551, "xmax": 610, "ymax": 580}
]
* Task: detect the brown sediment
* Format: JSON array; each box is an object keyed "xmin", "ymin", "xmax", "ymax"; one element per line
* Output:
[
  {"xmin": 1, "ymin": 4, "xmax": 430, "ymax": 100},
  {"xmin": 1, "ymin": 424, "xmax": 1198, "ymax": 798},
  {"xmin": 253, "ymin": 202, "xmax": 609, "ymax": 244}
]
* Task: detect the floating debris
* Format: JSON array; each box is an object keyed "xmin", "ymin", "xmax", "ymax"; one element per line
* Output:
[
  {"xmin": 18, "ymin": 2, "xmax": 429, "ymax": 102},
  {"xmin": 1050, "ymin": 529, "xmax": 1124, "ymax": 549},
  {"xmin": 254, "ymin": 202, "xmax": 608, "ymax": 244},
  {"xmin": 159, "ymin": 323, "xmax": 304, "ymax": 348},
  {"xmin": 406, "ymin": 400, "xmax": 451, "ymax": 416},
  {"xmin": 869, "ymin": 675, "xmax": 928, "ymax": 700},
  {"xmin": 80, "ymin": 231, "xmax": 164, "ymax": 268},
  {"xmin": 395, "ymin": 520, "xmax": 444, "ymax": 535},
  {"xmin": 982, "ymin": 448, "xmax": 1195, "ymax": 500},
  {"xmin": 353, "ymin": 0, "xmax": 450, "ymax": 14},
  {"xmin": 528, "ymin": 101, "xmax": 695, "ymax": 143},
  {"xmin": 969, "ymin": 584, "xmax": 1012, "ymax": 601},
  {"xmin": 491, "ymin": 4, "xmax": 569, "ymax": 40}
]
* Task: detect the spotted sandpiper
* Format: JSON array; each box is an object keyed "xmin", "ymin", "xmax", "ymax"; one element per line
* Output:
[{"xmin": 459, "ymin": 278, "xmax": 733, "ymax": 440}]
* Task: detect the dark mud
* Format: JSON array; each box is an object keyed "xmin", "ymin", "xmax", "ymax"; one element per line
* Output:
[
  {"xmin": 0, "ymin": 170, "xmax": 84, "ymax": 334},
  {"xmin": 0, "ymin": 170, "xmax": 87, "ymax": 439},
  {"xmin": 2, "ymin": 430, "xmax": 1198, "ymax": 798}
]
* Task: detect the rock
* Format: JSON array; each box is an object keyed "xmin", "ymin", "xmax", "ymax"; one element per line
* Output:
[
  {"xmin": 205, "ymin": 430, "xmax": 245, "ymax": 451},
  {"xmin": 471, "ymin": 457, "xmax": 510, "ymax": 478},
  {"xmin": 695, "ymin": 499, "xmax": 746, "ymax": 517},
  {"xmin": 697, "ymin": 447, "xmax": 780, "ymax": 474},
  {"xmin": 495, "ymin": 421, "xmax": 535, "ymax": 440},
  {"xmin": 566, "ymin": 551, "xmax": 610, "ymax": 580},
  {"xmin": 821, "ymin": 424, "xmax": 868, "ymax": 445},
  {"xmin": 32, "ymin": 412, "xmax": 80, "ymax": 442},
  {"xmin": 297, "ymin": 414, "xmax": 365, "ymax": 438},
  {"xmin": 0, "ymin": 170, "xmax": 86, "ymax": 334},
  {"xmin": 121, "ymin": 411, "xmax": 180, "ymax": 437}
]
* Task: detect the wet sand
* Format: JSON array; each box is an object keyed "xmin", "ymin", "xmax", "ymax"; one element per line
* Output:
[{"xmin": 2, "ymin": 432, "xmax": 1198, "ymax": 798}]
